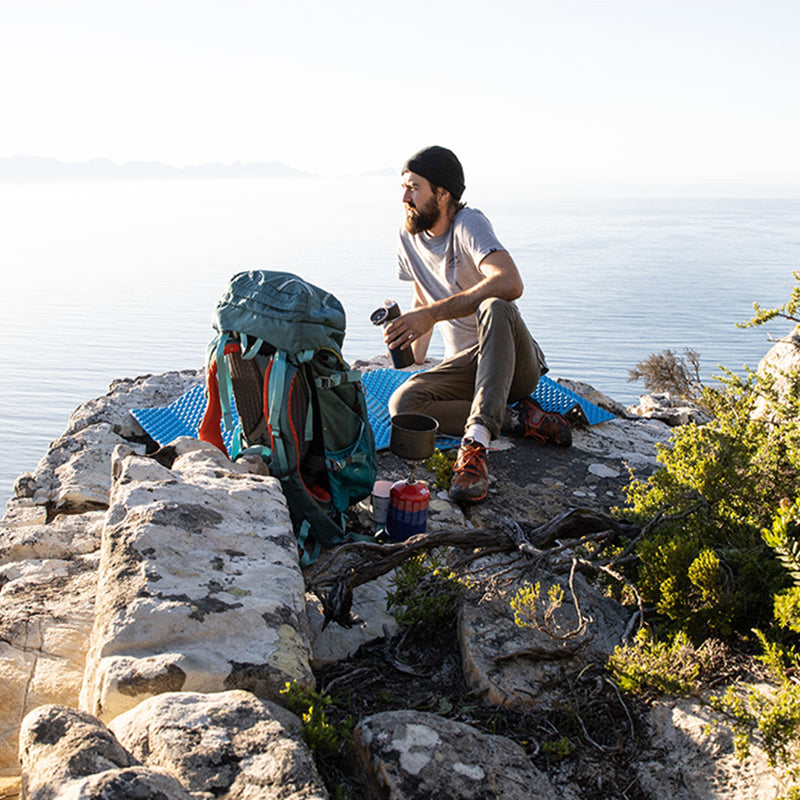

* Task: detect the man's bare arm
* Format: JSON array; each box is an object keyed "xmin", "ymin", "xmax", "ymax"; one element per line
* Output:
[{"xmin": 385, "ymin": 250, "xmax": 523, "ymax": 352}]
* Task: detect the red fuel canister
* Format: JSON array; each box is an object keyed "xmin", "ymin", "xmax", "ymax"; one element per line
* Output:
[{"xmin": 386, "ymin": 479, "xmax": 430, "ymax": 541}]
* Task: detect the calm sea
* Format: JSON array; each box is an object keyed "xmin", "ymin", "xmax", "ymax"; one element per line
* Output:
[{"xmin": 1, "ymin": 176, "xmax": 798, "ymax": 506}]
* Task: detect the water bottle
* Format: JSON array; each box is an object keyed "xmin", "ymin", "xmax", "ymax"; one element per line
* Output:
[{"xmin": 370, "ymin": 300, "xmax": 415, "ymax": 369}]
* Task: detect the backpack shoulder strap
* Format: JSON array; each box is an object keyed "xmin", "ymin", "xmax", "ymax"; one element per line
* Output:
[{"xmin": 265, "ymin": 352, "xmax": 313, "ymax": 477}]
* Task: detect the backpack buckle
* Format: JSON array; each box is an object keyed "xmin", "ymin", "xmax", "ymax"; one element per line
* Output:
[
  {"xmin": 315, "ymin": 375, "xmax": 342, "ymax": 389},
  {"xmin": 315, "ymin": 370, "xmax": 362, "ymax": 390}
]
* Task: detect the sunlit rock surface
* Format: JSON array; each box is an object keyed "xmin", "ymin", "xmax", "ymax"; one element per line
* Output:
[{"xmin": 80, "ymin": 438, "xmax": 314, "ymax": 722}]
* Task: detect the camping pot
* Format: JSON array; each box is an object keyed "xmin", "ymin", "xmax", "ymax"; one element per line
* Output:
[
  {"xmin": 389, "ymin": 413, "xmax": 439, "ymax": 461},
  {"xmin": 386, "ymin": 478, "xmax": 430, "ymax": 541}
]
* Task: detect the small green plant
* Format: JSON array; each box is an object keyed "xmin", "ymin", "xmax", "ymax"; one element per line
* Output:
[
  {"xmin": 424, "ymin": 448, "xmax": 458, "ymax": 489},
  {"xmin": 710, "ymin": 631, "xmax": 800, "ymax": 777},
  {"xmin": 607, "ymin": 628, "xmax": 709, "ymax": 695},
  {"xmin": 511, "ymin": 581, "xmax": 562, "ymax": 632},
  {"xmin": 280, "ymin": 681, "xmax": 353, "ymax": 758},
  {"xmin": 510, "ymin": 578, "xmax": 589, "ymax": 641},
  {"xmin": 736, "ymin": 269, "xmax": 800, "ymax": 329},
  {"xmin": 764, "ymin": 498, "xmax": 800, "ymax": 633},
  {"xmin": 386, "ymin": 549, "xmax": 463, "ymax": 626},
  {"xmin": 542, "ymin": 736, "xmax": 573, "ymax": 759}
]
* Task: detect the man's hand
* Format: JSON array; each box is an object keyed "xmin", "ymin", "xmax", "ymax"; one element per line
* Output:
[{"xmin": 384, "ymin": 305, "xmax": 436, "ymax": 351}]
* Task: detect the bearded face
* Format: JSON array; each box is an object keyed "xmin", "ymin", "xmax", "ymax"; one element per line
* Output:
[{"xmin": 404, "ymin": 192, "xmax": 441, "ymax": 235}]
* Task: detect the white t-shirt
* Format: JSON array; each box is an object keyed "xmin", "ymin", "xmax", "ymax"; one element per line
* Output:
[{"xmin": 397, "ymin": 207, "xmax": 505, "ymax": 359}]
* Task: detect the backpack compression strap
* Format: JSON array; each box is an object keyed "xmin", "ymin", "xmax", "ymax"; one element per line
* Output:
[{"xmin": 313, "ymin": 369, "xmax": 363, "ymax": 389}]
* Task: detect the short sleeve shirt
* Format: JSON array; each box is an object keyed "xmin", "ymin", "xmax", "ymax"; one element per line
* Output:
[{"xmin": 397, "ymin": 207, "xmax": 504, "ymax": 359}]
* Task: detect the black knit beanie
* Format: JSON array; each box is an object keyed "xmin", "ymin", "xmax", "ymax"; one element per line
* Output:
[{"xmin": 402, "ymin": 145, "xmax": 465, "ymax": 201}]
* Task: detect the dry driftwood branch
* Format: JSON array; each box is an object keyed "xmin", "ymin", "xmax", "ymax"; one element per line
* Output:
[
  {"xmin": 305, "ymin": 508, "xmax": 641, "ymax": 629},
  {"xmin": 495, "ymin": 640, "xmax": 585, "ymax": 663},
  {"xmin": 522, "ymin": 507, "xmax": 639, "ymax": 549}
]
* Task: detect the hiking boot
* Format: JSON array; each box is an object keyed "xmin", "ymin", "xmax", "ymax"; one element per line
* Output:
[
  {"xmin": 512, "ymin": 397, "xmax": 572, "ymax": 447},
  {"xmin": 448, "ymin": 439, "xmax": 489, "ymax": 504}
]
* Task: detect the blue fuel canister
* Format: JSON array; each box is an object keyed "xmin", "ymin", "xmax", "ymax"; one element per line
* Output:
[{"xmin": 386, "ymin": 479, "xmax": 430, "ymax": 541}]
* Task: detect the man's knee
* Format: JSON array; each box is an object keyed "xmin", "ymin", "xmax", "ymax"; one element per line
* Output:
[
  {"xmin": 388, "ymin": 377, "xmax": 426, "ymax": 417},
  {"xmin": 477, "ymin": 297, "xmax": 516, "ymax": 327}
]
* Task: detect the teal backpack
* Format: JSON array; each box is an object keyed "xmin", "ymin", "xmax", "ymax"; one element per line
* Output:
[{"xmin": 198, "ymin": 270, "xmax": 377, "ymax": 564}]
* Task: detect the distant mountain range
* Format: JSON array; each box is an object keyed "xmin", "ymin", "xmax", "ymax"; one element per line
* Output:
[{"xmin": 0, "ymin": 155, "xmax": 316, "ymax": 181}]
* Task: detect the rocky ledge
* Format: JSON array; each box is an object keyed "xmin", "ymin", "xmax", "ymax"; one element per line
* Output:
[{"xmin": 0, "ymin": 357, "xmax": 788, "ymax": 800}]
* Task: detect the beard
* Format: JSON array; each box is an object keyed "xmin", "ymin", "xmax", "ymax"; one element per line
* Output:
[{"xmin": 404, "ymin": 195, "xmax": 441, "ymax": 234}]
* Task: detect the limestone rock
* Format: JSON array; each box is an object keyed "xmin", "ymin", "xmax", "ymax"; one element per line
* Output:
[
  {"xmin": 754, "ymin": 325, "xmax": 800, "ymax": 420},
  {"xmin": 425, "ymin": 493, "xmax": 469, "ymax": 532},
  {"xmin": 571, "ymin": 415, "xmax": 671, "ymax": 468},
  {"xmin": 0, "ymin": 500, "xmax": 47, "ymax": 526},
  {"xmin": 19, "ymin": 704, "xmax": 192, "ymax": 800},
  {"xmin": 638, "ymin": 698, "xmax": 787, "ymax": 800},
  {"xmin": 556, "ymin": 378, "xmax": 628, "ymax": 417},
  {"xmin": 19, "ymin": 704, "xmax": 135, "ymax": 791},
  {"xmin": 459, "ymin": 563, "xmax": 629, "ymax": 709},
  {"xmin": 459, "ymin": 412, "xmax": 670, "ymax": 533},
  {"xmin": 66, "ymin": 369, "xmax": 204, "ymax": 440},
  {"xmin": 0, "ymin": 554, "xmax": 97, "ymax": 776},
  {"xmin": 57, "ymin": 767, "xmax": 195, "ymax": 800},
  {"xmin": 80, "ymin": 438, "xmax": 314, "ymax": 722},
  {"xmin": 54, "ymin": 424, "xmax": 145, "ymax": 509},
  {"xmin": 10, "ymin": 369, "xmax": 203, "ymax": 510},
  {"xmin": 0, "ymin": 509, "xmax": 104, "ymax": 564},
  {"xmin": 23, "ymin": 423, "xmax": 144, "ymax": 512},
  {"xmin": 110, "ymin": 690, "xmax": 328, "ymax": 800},
  {"xmin": 353, "ymin": 709, "xmax": 574, "ymax": 800},
  {"xmin": 351, "ymin": 354, "xmax": 440, "ymax": 374},
  {"xmin": 307, "ymin": 571, "xmax": 399, "ymax": 667},
  {"xmin": 627, "ymin": 391, "xmax": 711, "ymax": 426}
]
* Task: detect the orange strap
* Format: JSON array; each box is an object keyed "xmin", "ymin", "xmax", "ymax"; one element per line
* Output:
[{"xmin": 197, "ymin": 357, "xmax": 228, "ymax": 454}]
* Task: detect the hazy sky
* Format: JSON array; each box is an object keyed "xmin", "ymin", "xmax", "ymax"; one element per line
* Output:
[{"xmin": 2, "ymin": 0, "xmax": 799, "ymax": 190}]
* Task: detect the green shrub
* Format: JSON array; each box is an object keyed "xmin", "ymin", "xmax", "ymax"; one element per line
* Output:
[
  {"xmin": 608, "ymin": 628, "xmax": 709, "ymax": 695},
  {"xmin": 737, "ymin": 269, "xmax": 800, "ymax": 329},
  {"xmin": 617, "ymin": 274, "xmax": 800, "ymax": 789},
  {"xmin": 765, "ymin": 499, "xmax": 800, "ymax": 634},
  {"xmin": 621, "ymin": 364, "xmax": 795, "ymax": 637},
  {"xmin": 710, "ymin": 631, "xmax": 800, "ymax": 781},
  {"xmin": 280, "ymin": 681, "xmax": 353, "ymax": 758},
  {"xmin": 386, "ymin": 549, "xmax": 464, "ymax": 627}
]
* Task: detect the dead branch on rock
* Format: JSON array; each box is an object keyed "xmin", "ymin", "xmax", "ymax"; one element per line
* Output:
[
  {"xmin": 566, "ymin": 559, "xmax": 591, "ymax": 639},
  {"xmin": 305, "ymin": 508, "xmax": 642, "ymax": 629},
  {"xmin": 495, "ymin": 640, "xmax": 585, "ymax": 662}
]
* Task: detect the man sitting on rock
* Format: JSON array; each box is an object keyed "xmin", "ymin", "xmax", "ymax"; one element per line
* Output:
[{"xmin": 385, "ymin": 145, "xmax": 572, "ymax": 504}]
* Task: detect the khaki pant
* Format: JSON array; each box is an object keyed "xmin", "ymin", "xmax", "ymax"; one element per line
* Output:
[{"xmin": 388, "ymin": 298, "xmax": 543, "ymax": 439}]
